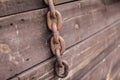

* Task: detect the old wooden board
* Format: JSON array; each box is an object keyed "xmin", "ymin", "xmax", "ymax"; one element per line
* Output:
[
  {"xmin": 0, "ymin": 0, "xmax": 75, "ymax": 17},
  {"xmin": 0, "ymin": 0, "xmax": 120, "ymax": 17},
  {"xmin": 81, "ymin": 45, "xmax": 120, "ymax": 80},
  {"xmin": 11, "ymin": 18, "xmax": 120, "ymax": 80},
  {"xmin": 0, "ymin": 1, "xmax": 120, "ymax": 80},
  {"xmin": 102, "ymin": 0, "xmax": 120, "ymax": 5}
]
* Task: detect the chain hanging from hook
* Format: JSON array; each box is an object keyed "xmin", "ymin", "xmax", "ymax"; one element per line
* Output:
[{"xmin": 44, "ymin": 0, "xmax": 69, "ymax": 78}]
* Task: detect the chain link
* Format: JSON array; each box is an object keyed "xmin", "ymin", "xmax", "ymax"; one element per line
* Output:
[
  {"xmin": 44, "ymin": 0, "xmax": 69, "ymax": 78},
  {"xmin": 47, "ymin": 10, "xmax": 62, "ymax": 31},
  {"xmin": 45, "ymin": 0, "xmax": 56, "ymax": 18}
]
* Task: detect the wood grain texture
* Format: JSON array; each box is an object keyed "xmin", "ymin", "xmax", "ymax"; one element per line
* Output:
[
  {"xmin": 102, "ymin": 0, "xmax": 120, "ymax": 5},
  {"xmin": 12, "ymin": 19, "xmax": 120, "ymax": 80},
  {"xmin": 0, "ymin": 0, "xmax": 75, "ymax": 17},
  {"xmin": 0, "ymin": 0, "xmax": 119, "ymax": 17},
  {"xmin": 81, "ymin": 44, "xmax": 120, "ymax": 80},
  {"xmin": 0, "ymin": 1, "xmax": 120, "ymax": 80}
]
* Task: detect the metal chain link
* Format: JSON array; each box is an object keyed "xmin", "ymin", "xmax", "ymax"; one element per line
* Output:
[{"xmin": 44, "ymin": 0, "xmax": 69, "ymax": 78}]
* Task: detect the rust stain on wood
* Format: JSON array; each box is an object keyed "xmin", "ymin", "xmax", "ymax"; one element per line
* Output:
[{"xmin": 0, "ymin": 44, "xmax": 11, "ymax": 54}]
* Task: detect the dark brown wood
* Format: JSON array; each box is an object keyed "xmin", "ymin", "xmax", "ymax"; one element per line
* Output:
[
  {"xmin": 0, "ymin": 1, "xmax": 120, "ymax": 80},
  {"xmin": 102, "ymin": 0, "xmax": 120, "ymax": 5},
  {"xmin": 0, "ymin": 0, "xmax": 119, "ymax": 17},
  {"xmin": 0, "ymin": 0, "xmax": 120, "ymax": 80},
  {"xmin": 81, "ymin": 45, "xmax": 120, "ymax": 80},
  {"xmin": 11, "ymin": 19, "xmax": 120, "ymax": 80},
  {"xmin": 0, "ymin": 0, "xmax": 74, "ymax": 17}
]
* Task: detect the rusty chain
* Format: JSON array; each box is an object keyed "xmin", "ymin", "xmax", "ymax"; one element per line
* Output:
[{"xmin": 44, "ymin": 0, "xmax": 69, "ymax": 78}]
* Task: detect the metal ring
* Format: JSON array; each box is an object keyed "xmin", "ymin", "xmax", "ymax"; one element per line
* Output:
[
  {"xmin": 55, "ymin": 60, "xmax": 69, "ymax": 78},
  {"xmin": 44, "ymin": 0, "xmax": 56, "ymax": 5},
  {"xmin": 51, "ymin": 36, "xmax": 65, "ymax": 55},
  {"xmin": 47, "ymin": 10, "xmax": 62, "ymax": 31}
]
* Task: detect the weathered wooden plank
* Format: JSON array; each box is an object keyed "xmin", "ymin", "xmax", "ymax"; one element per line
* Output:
[
  {"xmin": 102, "ymin": 0, "xmax": 120, "ymax": 5},
  {"xmin": 113, "ymin": 70, "xmax": 120, "ymax": 80},
  {"xmin": 0, "ymin": 0, "xmax": 75, "ymax": 17},
  {"xmin": 81, "ymin": 45, "xmax": 120, "ymax": 80},
  {"xmin": 0, "ymin": 0, "xmax": 119, "ymax": 17},
  {"xmin": 0, "ymin": 1, "xmax": 120, "ymax": 80},
  {"xmin": 12, "ymin": 19, "xmax": 120, "ymax": 80}
]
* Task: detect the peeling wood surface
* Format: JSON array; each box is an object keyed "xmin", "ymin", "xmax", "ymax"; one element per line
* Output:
[
  {"xmin": 12, "ymin": 19, "xmax": 120, "ymax": 80},
  {"xmin": 0, "ymin": 0, "xmax": 120, "ymax": 80}
]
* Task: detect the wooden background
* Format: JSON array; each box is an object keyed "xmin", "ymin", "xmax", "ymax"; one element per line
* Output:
[{"xmin": 0, "ymin": 0, "xmax": 120, "ymax": 80}]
